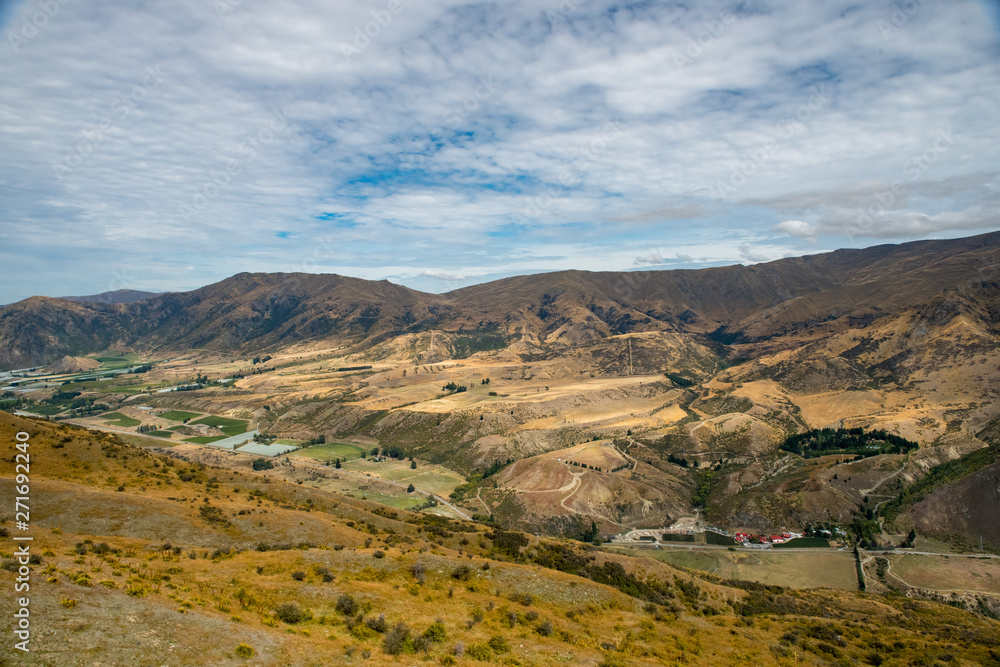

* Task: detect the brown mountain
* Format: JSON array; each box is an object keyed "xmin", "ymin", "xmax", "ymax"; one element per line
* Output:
[{"xmin": 1, "ymin": 231, "xmax": 999, "ymax": 370}]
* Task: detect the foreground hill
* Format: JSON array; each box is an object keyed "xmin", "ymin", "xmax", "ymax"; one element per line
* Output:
[{"xmin": 2, "ymin": 412, "xmax": 999, "ymax": 666}]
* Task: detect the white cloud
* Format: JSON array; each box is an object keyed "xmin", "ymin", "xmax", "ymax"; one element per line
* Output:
[{"xmin": 0, "ymin": 0, "xmax": 998, "ymax": 301}]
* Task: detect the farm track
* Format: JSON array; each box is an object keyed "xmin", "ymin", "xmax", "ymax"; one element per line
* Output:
[{"xmin": 861, "ymin": 454, "xmax": 910, "ymax": 497}]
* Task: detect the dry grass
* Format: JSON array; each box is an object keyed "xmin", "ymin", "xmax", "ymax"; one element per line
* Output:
[{"xmin": 2, "ymin": 412, "xmax": 1000, "ymax": 665}]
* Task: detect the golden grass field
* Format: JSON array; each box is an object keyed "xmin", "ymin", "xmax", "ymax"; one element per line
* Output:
[{"xmin": 609, "ymin": 546, "xmax": 860, "ymax": 591}]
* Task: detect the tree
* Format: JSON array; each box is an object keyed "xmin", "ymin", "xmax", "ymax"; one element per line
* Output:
[
  {"xmin": 407, "ymin": 483, "xmax": 415, "ymax": 493},
  {"xmin": 334, "ymin": 459, "xmax": 341, "ymax": 469},
  {"xmin": 410, "ymin": 460, "xmax": 417, "ymax": 469}
]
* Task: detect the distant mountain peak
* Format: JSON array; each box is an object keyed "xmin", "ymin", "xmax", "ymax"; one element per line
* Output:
[{"xmin": 59, "ymin": 289, "xmax": 162, "ymax": 304}]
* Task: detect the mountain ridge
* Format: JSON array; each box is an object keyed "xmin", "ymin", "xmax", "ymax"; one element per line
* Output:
[{"xmin": 2, "ymin": 231, "xmax": 999, "ymax": 370}]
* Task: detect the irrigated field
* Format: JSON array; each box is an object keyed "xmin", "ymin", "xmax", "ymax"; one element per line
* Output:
[
  {"xmin": 295, "ymin": 442, "xmax": 368, "ymax": 462},
  {"xmin": 159, "ymin": 410, "xmax": 203, "ymax": 421},
  {"xmin": 190, "ymin": 415, "xmax": 248, "ymax": 436}
]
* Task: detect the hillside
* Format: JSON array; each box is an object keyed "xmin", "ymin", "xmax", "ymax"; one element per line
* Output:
[{"xmin": 3, "ymin": 412, "xmax": 1000, "ymax": 666}]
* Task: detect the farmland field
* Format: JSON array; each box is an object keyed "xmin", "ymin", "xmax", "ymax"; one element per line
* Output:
[
  {"xmin": 25, "ymin": 405, "xmax": 66, "ymax": 416},
  {"xmin": 337, "ymin": 457, "xmax": 467, "ymax": 496},
  {"xmin": 159, "ymin": 410, "xmax": 202, "ymax": 422},
  {"xmin": 184, "ymin": 435, "xmax": 227, "ymax": 444},
  {"xmin": 149, "ymin": 430, "xmax": 174, "ymax": 438},
  {"xmin": 884, "ymin": 553, "xmax": 1000, "ymax": 594},
  {"xmin": 610, "ymin": 546, "xmax": 859, "ymax": 590},
  {"xmin": 295, "ymin": 442, "xmax": 368, "ymax": 462},
  {"xmin": 101, "ymin": 412, "xmax": 141, "ymax": 427},
  {"xmin": 190, "ymin": 415, "xmax": 248, "ymax": 436}
]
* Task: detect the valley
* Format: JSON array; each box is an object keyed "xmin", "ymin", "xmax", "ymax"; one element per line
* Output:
[{"xmin": 2, "ymin": 234, "xmax": 1000, "ymax": 664}]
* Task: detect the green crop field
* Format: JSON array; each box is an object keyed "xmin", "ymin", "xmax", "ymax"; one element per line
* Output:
[
  {"xmin": 149, "ymin": 430, "xmax": 174, "ymax": 438},
  {"xmin": 190, "ymin": 416, "xmax": 247, "ymax": 436},
  {"xmin": 25, "ymin": 405, "xmax": 66, "ymax": 416},
  {"xmin": 296, "ymin": 442, "xmax": 367, "ymax": 462},
  {"xmin": 774, "ymin": 537, "xmax": 831, "ymax": 549},
  {"xmin": 159, "ymin": 410, "xmax": 202, "ymax": 422},
  {"xmin": 168, "ymin": 425, "xmax": 185, "ymax": 431},
  {"xmin": 101, "ymin": 412, "xmax": 141, "ymax": 427},
  {"xmin": 184, "ymin": 436, "xmax": 227, "ymax": 444}
]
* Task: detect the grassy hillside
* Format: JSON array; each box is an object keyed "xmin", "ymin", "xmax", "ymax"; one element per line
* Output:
[{"xmin": 2, "ymin": 412, "xmax": 1000, "ymax": 666}]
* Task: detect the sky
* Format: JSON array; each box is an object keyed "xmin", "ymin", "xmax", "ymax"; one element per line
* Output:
[{"xmin": 0, "ymin": 0, "xmax": 999, "ymax": 303}]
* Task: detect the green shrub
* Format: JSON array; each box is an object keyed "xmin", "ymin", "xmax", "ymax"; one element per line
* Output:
[
  {"xmin": 274, "ymin": 602, "xmax": 309, "ymax": 624},
  {"xmin": 465, "ymin": 644, "xmax": 492, "ymax": 660},
  {"xmin": 423, "ymin": 620, "xmax": 446, "ymax": 643},
  {"xmin": 234, "ymin": 643, "xmax": 255, "ymax": 658},
  {"xmin": 383, "ymin": 622, "xmax": 411, "ymax": 655},
  {"xmin": 488, "ymin": 635, "xmax": 511, "ymax": 653}
]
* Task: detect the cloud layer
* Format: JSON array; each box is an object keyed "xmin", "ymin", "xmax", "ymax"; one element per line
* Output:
[{"xmin": 1, "ymin": 0, "xmax": 998, "ymax": 301}]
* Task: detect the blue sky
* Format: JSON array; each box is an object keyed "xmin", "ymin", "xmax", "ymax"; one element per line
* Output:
[{"xmin": 1, "ymin": 0, "xmax": 998, "ymax": 302}]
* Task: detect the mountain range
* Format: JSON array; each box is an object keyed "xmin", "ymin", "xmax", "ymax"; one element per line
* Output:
[{"xmin": 2, "ymin": 232, "xmax": 999, "ymax": 370}]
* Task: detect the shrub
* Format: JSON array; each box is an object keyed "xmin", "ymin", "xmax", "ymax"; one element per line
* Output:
[
  {"xmin": 373, "ymin": 550, "xmax": 385, "ymax": 559},
  {"xmin": 536, "ymin": 619, "xmax": 553, "ymax": 636},
  {"xmin": 488, "ymin": 635, "xmax": 511, "ymax": 653},
  {"xmin": 234, "ymin": 643, "xmax": 255, "ymax": 658},
  {"xmin": 336, "ymin": 593, "xmax": 358, "ymax": 616},
  {"xmin": 274, "ymin": 603, "xmax": 309, "ymax": 624},
  {"xmin": 60, "ymin": 598, "xmax": 78, "ymax": 609},
  {"xmin": 383, "ymin": 622, "xmax": 411, "ymax": 655},
  {"xmin": 451, "ymin": 564, "xmax": 473, "ymax": 581},
  {"xmin": 366, "ymin": 614, "xmax": 388, "ymax": 633},
  {"xmin": 291, "ymin": 570, "xmax": 306, "ymax": 581},
  {"xmin": 423, "ymin": 620, "xmax": 446, "ymax": 643},
  {"xmin": 465, "ymin": 644, "xmax": 492, "ymax": 660}
]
